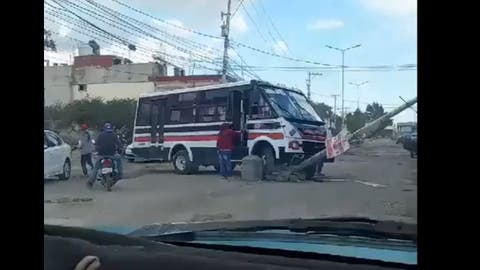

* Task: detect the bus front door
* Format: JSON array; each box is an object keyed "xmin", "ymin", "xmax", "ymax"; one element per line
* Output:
[
  {"xmin": 149, "ymin": 98, "xmax": 167, "ymax": 160},
  {"xmin": 231, "ymin": 90, "xmax": 248, "ymax": 161}
]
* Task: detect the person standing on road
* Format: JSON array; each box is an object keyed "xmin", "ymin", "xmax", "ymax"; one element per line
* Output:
[
  {"xmin": 88, "ymin": 123, "xmax": 123, "ymax": 187},
  {"xmin": 77, "ymin": 124, "xmax": 94, "ymax": 176},
  {"xmin": 216, "ymin": 123, "xmax": 240, "ymax": 179}
]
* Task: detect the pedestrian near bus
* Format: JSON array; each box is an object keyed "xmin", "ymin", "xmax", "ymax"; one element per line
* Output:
[
  {"xmin": 216, "ymin": 123, "xmax": 240, "ymax": 179},
  {"xmin": 77, "ymin": 124, "xmax": 94, "ymax": 176}
]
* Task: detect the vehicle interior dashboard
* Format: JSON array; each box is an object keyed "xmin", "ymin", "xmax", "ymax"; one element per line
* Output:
[{"xmin": 44, "ymin": 225, "xmax": 416, "ymax": 270}]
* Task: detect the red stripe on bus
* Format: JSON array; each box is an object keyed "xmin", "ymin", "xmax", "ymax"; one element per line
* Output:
[
  {"xmin": 134, "ymin": 136, "xmax": 151, "ymax": 142},
  {"xmin": 301, "ymin": 135, "xmax": 326, "ymax": 141},
  {"xmin": 248, "ymin": 133, "xmax": 284, "ymax": 140},
  {"xmin": 164, "ymin": 135, "xmax": 218, "ymax": 142}
]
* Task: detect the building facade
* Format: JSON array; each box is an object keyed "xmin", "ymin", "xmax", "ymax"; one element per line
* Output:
[{"xmin": 44, "ymin": 54, "xmax": 236, "ymax": 106}]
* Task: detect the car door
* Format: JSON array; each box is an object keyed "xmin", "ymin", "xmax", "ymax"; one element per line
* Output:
[
  {"xmin": 45, "ymin": 132, "xmax": 62, "ymax": 174},
  {"xmin": 44, "ymin": 132, "xmax": 56, "ymax": 176}
]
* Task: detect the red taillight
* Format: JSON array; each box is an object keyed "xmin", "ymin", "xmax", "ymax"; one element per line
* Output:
[{"xmin": 102, "ymin": 159, "xmax": 112, "ymax": 167}]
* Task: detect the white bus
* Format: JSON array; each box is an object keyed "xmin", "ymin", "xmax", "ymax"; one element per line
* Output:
[{"xmin": 131, "ymin": 80, "xmax": 331, "ymax": 178}]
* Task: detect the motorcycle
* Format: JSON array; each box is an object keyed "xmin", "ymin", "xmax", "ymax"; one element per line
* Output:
[{"xmin": 94, "ymin": 154, "xmax": 120, "ymax": 192}]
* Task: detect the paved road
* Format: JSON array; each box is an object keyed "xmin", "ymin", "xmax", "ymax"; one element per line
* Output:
[{"xmin": 44, "ymin": 138, "xmax": 416, "ymax": 228}]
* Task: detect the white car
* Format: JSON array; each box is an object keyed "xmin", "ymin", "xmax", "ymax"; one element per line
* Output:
[{"xmin": 44, "ymin": 130, "xmax": 72, "ymax": 180}]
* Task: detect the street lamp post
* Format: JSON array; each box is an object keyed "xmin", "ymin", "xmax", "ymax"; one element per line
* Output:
[
  {"xmin": 325, "ymin": 44, "xmax": 361, "ymax": 128},
  {"xmin": 349, "ymin": 81, "xmax": 369, "ymax": 110}
]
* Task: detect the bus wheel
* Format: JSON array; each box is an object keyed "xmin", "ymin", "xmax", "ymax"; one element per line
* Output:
[
  {"xmin": 259, "ymin": 146, "xmax": 275, "ymax": 175},
  {"xmin": 173, "ymin": 150, "xmax": 195, "ymax": 174}
]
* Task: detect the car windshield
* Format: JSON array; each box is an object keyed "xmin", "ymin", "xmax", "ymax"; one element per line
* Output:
[
  {"xmin": 262, "ymin": 87, "xmax": 322, "ymax": 122},
  {"xmin": 44, "ymin": 0, "xmax": 417, "ymax": 265}
]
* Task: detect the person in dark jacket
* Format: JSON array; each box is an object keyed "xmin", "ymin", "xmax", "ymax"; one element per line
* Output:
[
  {"xmin": 216, "ymin": 123, "xmax": 240, "ymax": 179},
  {"xmin": 87, "ymin": 123, "xmax": 123, "ymax": 187}
]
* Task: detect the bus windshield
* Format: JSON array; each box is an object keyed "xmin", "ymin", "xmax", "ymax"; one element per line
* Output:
[{"xmin": 261, "ymin": 87, "xmax": 322, "ymax": 122}]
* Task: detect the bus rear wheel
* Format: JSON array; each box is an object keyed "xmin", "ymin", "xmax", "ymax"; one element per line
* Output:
[{"xmin": 173, "ymin": 150, "xmax": 197, "ymax": 174}]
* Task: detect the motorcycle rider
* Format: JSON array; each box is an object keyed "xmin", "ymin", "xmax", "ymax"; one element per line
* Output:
[{"xmin": 87, "ymin": 122, "xmax": 123, "ymax": 187}]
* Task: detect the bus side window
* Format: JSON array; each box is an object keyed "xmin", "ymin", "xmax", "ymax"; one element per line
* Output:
[
  {"xmin": 169, "ymin": 108, "xmax": 193, "ymax": 123},
  {"xmin": 249, "ymin": 91, "xmax": 272, "ymax": 119},
  {"xmin": 136, "ymin": 99, "xmax": 151, "ymax": 126},
  {"xmin": 198, "ymin": 90, "xmax": 230, "ymax": 122}
]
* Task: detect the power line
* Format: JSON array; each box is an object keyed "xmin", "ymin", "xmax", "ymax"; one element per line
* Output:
[
  {"xmin": 48, "ymin": 0, "xmax": 220, "ymax": 65},
  {"xmin": 231, "ymin": 0, "xmax": 244, "ymax": 19},
  {"xmin": 49, "ymin": 0, "xmax": 130, "ymax": 47},
  {"xmin": 241, "ymin": 2, "xmax": 274, "ymax": 52},
  {"xmin": 256, "ymin": 0, "xmax": 292, "ymax": 56},
  {"xmin": 45, "ymin": 29, "xmax": 221, "ymax": 75},
  {"xmin": 44, "ymin": 10, "xmax": 224, "ymax": 73},
  {"xmin": 107, "ymin": 0, "xmax": 337, "ymax": 67},
  {"xmin": 247, "ymin": 0, "xmax": 283, "ymax": 55},
  {"xmin": 82, "ymin": 0, "xmax": 222, "ymax": 56},
  {"xmin": 109, "ymin": 0, "xmax": 222, "ymax": 40},
  {"xmin": 45, "ymin": 2, "xmax": 221, "ymax": 69}
]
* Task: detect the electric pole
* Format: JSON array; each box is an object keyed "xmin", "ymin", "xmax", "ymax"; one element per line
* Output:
[
  {"xmin": 325, "ymin": 44, "xmax": 361, "ymax": 128},
  {"xmin": 221, "ymin": 0, "xmax": 232, "ymax": 83},
  {"xmin": 331, "ymin": 94, "xmax": 340, "ymax": 127},
  {"xmin": 306, "ymin": 72, "xmax": 322, "ymax": 100},
  {"xmin": 349, "ymin": 81, "xmax": 369, "ymax": 110}
]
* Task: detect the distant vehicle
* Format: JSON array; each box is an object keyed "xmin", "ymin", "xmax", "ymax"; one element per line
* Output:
[
  {"xmin": 402, "ymin": 132, "xmax": 417, "ymax": 158},
  {"xmin": 394, "ymin": 122, "xmax": 416, "ymax": 143},
  {"xmin": 130, "ymin": 80, "xmax": 331, "ymax": 178},
  {"xmin": 44, "ymin": 130, "xmax": 72, "ymax": 180}
]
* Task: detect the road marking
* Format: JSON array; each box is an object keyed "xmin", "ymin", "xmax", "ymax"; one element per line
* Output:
[{"xmin": 354, "ymin": 180, "xmax": 386, "ymax": 188}]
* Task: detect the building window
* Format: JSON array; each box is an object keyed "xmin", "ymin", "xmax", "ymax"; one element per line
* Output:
[{"xmin": 78, "ymin": 84, "xmax": 87, "ymax": 91}]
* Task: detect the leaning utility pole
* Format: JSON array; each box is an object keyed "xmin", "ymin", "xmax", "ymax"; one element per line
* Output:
[
  {"xmin": 306, "ymin": 72, "xmax": 322, "ymax": 100},
  {"xmin": 221, "ymin": 0, "xmax": 232, "ymax": 83}
]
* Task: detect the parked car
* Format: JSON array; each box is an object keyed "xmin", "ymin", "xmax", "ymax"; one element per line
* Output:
[{"xmin": 44, "ymin": 130, "xmax": 72, "ymax": 180}]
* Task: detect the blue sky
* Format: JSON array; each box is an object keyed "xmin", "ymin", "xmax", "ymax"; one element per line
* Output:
[{"xmin": 45, "ymin": 0, "xmax": 417, "ymax": 123}]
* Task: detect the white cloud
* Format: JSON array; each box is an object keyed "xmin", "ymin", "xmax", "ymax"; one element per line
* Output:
[
  {"xmin": 360, "ymin": 0, "xmax": 416, "ymax": 17},
  {"xmin": 359, "ymin": 0, "xmax": 417, "ymax": 41},
  {"xmin": 231, "ymin": 14, "xmax": 248, "ymax": 34},
  {"xmin": 307, "ymin": 19, "xmax": 344, "ymax": 30},
  {"xmin": 273, "ymin": 41, "xmax": 288, "ymax": 56}
]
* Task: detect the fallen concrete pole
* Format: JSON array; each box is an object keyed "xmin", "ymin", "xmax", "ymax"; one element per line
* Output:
[{"xmin": 276, "ymin": 96, "xmax": 417, "ymax": 181}]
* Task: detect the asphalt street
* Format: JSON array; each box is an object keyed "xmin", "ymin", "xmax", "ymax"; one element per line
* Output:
[{"xmin": 44, "ymin": 138, "xmax": 417, "ymax": 229}]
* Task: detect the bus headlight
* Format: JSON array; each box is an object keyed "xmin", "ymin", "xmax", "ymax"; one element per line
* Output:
[{"xmin": 289, "ymin": 140, "xmax": 301, "ymax": 150}]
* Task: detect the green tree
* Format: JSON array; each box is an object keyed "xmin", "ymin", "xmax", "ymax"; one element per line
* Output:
[
  {"xmin": 365, "ymin": 102, "xmax": 392, "ymax": 126},
  {"xmin": 345, "ymin": 109, "xmax": 368, "ymax": 132},
  {"xmin": 311, "ymin": 102, "xmax": 333, "ymax": 121},
  {"xmin": 365, "ymin": 102, "xmax": 385, "ymax": 121}
]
